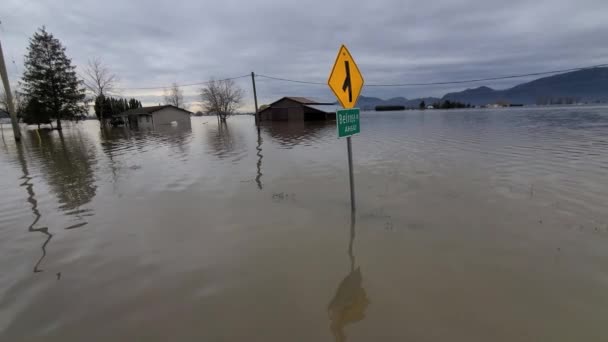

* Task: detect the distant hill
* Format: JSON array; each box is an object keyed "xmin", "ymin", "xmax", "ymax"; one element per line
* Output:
[
  {"xmin": 352, "ymin": 67, "xmax": 608, "ymax": 109},
  {"xmin": 442, "ymin": 67, "xmax": 608, "ymax": 105},
  {"xmin": 357, "ymin": 95, "xmax": 384, "ymax": 110},
  {"xmin": 405, "ymin": 97, "xmax": 442, "ymax": 108},
  {"xmin": 356, "ymin": 95, "xmax": 441, "ymax": 110}
]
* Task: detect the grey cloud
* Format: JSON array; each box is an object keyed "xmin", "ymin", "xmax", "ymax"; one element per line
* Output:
[{"xmin": 3, "ymin": 0, "xmax": 607, "ymax": 110}]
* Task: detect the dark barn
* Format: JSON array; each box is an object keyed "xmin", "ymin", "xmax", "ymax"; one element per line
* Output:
[{"xmin": 258, "ymin": 97, "xmax": 337, "ymax": 121}]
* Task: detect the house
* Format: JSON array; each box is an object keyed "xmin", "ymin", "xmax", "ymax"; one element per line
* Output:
[
  {"xmin": 114, "ymin": 105, "xmax": 192, "ymax": 129},
  {"xmin": 258, "ymin": 97, "xmax": 337, "ymax": 121},
  {"xmin": 0, "ymin": 109, "xmax": 12, "ymax": 124}
]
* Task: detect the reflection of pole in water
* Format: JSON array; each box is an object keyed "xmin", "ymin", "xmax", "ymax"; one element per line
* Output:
[
  {"xmin": 16, "ymin": 141, "xmax": 53, "ymax": 273},
  {"xmin": 255, "ymin": 126, "xmax": 263, "ymax": 189},
  {"xmin": 348, "ymin": 211, "xmax": 355, "ymax": 272},
  {"xmin": 328, "ymin": 212, "xmax": 369, "ymax": 342}
]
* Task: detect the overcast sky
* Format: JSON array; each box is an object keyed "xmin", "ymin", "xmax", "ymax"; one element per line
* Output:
[{"xmin": 2, "ymin": 0, "xmax": 608, "ymax": 111}]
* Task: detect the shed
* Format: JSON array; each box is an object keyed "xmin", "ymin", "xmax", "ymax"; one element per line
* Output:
[
  {"xmin": 258, "ymin": 97, "xmax": 337, "ymax": 121},
  {"xmin": 114, "ymin": 105, "xmax": 192, "ymax": 129}
]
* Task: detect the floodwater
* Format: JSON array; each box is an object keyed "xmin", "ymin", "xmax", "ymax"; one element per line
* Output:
[{"xmin": 1, "ymin": 107, "xmax": 608, "ymax": 341}]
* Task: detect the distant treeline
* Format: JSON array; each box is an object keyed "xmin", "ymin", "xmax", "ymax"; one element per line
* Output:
[
  {"xmin": 535, "ymin": 97, "xmax": 582, "ymax": 105},
  {"xmin": 373, "ymin": 100, "xmax": 473, "ymax": 111},
  {"xmin": 427, "ymin": 100, "xmax": 471, "ymax": 109},
  {"xmin": 416, "ymin": 100, "xmax": 472, "ymax": 109},
  {"xmin": 94, "ymin": 95, "xmax": 142, "ymax": 120}
]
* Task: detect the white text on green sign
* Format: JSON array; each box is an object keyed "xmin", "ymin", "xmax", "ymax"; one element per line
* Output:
[{"xmin": 337, "ymin": 108, "xmax": 360, "ymax": 138}]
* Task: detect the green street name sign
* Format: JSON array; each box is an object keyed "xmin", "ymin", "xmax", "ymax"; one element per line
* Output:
[{"xmin": 337, "ymin": 108, "xmax": 360, "ymax": 138}]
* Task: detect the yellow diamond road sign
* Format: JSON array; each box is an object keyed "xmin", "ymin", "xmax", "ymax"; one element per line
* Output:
[{"xmin": 328, "ymin": 45, "xmax": 364, "ymax": 109}]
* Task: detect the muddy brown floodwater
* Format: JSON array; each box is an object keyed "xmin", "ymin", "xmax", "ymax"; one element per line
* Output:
[{"xmin": 1, "ymin": 107, "xmax": 608, "ymax": 341}]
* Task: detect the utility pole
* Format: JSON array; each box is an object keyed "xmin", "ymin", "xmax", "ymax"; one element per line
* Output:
[
  {"xmin": 0, "ymin": 39, "xmax": 21, "ymax": 141},
  {"xmin": 251, "ymin": 72, "xmax": 259, "ymax": 125}
]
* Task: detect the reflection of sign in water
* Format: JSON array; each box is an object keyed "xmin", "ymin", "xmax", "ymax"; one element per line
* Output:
[
  {"xmin": 337, "ymin": 108, "xmax": 360, "ymax": 138},
  {"xmin": 328, "ymin": 267, "xmax": 369, "ymax": 342},
  {"xmin": 328, "ymin": 214, "xmax": 369, "ymax": 342},
  {"xmin": 327, "ymin": 45, "xmax": 364, "ymax": 109}
]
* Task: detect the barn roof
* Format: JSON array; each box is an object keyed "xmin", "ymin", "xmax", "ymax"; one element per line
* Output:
[
  {"xmin": 284, "ymin": 97, "xmax": 318, "ymax": 104},
  {"xmin": 258, "ymin": 97, "xmax": 336, "ymax": 113},
  {"xmin": 303, "ymin": 104, "xmax": 338, "ymax": 113},
  {"xmin": 115, "ymin": 105, "xmax": 192, "ymax": 116}
]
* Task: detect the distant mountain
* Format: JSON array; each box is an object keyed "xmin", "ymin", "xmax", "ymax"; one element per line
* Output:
[
  {"xmin": 356, "ymin": 96, "xmax": 398, "ymax": 110},
  {"xmin": 443, "ymin": 67, "xmax": 608, "ymax": 105},
  {"xmin": 357, "ymin": 96, "xmax": 408, "ymax": 110},
  {"xmin": 405, "ymin": 97, "xmax": 442, "ymax": 108},
  {"xmin": 352, "ymin": 67, "xmax": 608, "ymax": 110},
  {"xmin": 385, "ymin": 97, "xmax": 409, "ymax": 105},
  {"xmin": 355, "ymin": 95, "xmax": 441, "ymax": 110}
]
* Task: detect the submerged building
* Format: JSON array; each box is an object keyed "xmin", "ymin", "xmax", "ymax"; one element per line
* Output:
[
  {"xmin": 114, "ymin": 105, "xmax": 191, "ymax": 129},
  {"xmin": 258, "ymin": 97, "xmax": 337, "ymax": 121}
]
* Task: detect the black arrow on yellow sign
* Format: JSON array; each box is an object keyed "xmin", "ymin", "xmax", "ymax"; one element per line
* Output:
[{"xmin": 342, "ymin": 61, "xmax": 352, "ymax": 103}]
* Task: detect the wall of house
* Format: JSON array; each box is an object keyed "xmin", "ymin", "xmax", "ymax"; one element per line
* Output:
[
  {"xmin": 152, "ymin": 107, "xmax": 192, "ymax": 127},
  {"xmin": 137, "ymin": 114, "xmax": 154, "ymax": 128},
  {"xmin": 259, "ymin": 110, "xmax": 272, "ymax": 121}
]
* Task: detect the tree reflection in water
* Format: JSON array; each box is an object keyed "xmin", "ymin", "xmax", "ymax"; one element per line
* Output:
[
  {"xmin": 206, "ymin": 121, "xmax": 245, "ymax": 160},
  {"xmin": 31, "ymin": 130, "xmax": 96, "ymax": 217}
]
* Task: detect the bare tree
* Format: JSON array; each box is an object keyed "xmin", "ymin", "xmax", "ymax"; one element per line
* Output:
[
  {"xmin": 83, "ymin": 57, "xmax": 117, "ymax": 97},
  {"xmin": 82, "ymin": 58, "xmax": 118, "ymax": 122},
  {"xmin": 164, "ymin": 83, "xmax": 184, "ymax": 108},
  {"xmin": 200, "ymin": 79, "xmax": 243, "ymax": 122}
]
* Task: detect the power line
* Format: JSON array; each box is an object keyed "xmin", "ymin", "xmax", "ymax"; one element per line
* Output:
[
  {"xmin": 366, "ymin": 64, "xmax": 608, "ymax": 86},
  {"xmin": 114, "ymin": 74, "xmax": 250, "ymax": 90},
  {"xmin": 256, "ymin": 74, "xmax": 325, "ymax": 85},
  {"xmin": 256, "ymin": 63, "xmax": 608, "ymax": 87}
]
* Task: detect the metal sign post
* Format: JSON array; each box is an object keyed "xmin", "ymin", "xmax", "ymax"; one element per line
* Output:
[
  {"xmin": 328, "ymin": 45, "xmax": 364, "ymax": 212},
  {"xmin": 346, "ymin": 135, "xmax": 355, "ymax": 211},
  {"xmin": 336, "ymin": 108, "xmax": 360, "ymax": 211}
]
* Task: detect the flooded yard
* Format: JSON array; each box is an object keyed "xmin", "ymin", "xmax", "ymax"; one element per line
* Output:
[{"xmin": 1, "ymin": 107, "xmax": 608, "ymax": 341}]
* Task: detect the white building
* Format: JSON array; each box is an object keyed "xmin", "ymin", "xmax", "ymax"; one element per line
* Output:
[{"xmin": 115, "ymin": 105, "xmax": 192, "ymax": 129}]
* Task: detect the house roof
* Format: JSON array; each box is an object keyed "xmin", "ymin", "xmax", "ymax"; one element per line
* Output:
[
  {"xmin": 303, "ymin": 104, "xmax": 338, "ymax": 113},
  {"xmin": 285, "ymin": 97, "xmax": 317, "ymax": 104},
  {"xmin": 259, "ymin": 97, "xmax": 336, "ymax": 113},
  {"xmin": 115, "ymin": 105, "xmax": 192, "ymax": 116}
]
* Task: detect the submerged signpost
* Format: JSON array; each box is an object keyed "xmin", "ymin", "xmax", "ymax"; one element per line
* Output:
[{"xmin": 328, "ymin": 45, "xmax": 364, "ymax": 212}]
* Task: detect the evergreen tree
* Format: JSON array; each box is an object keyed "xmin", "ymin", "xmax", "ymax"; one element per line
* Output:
[
  {"xmin": 95, "ymin": 95, "xmax": 143, "ymax": 119},
  {"xmin": 21, "ymin": 27, "xmax": 86, "ymax": 130},
  {"xmin": 22, "ymin": 98, "xmax": 52, "ymax": 128},
  {"xmin": 419, "ymin": 100, "xmax": 426, "ymax": 109},
  {"xmin": 129, "ymin": 98, "xmax": 136, "ymax": 109}
]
